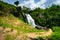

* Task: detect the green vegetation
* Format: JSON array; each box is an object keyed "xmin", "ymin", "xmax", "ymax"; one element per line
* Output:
[
  {"xmin": 0, "ymin": 0, "xmax": 60, "ymax": 40},
  {"xmin": 50, "ymin": 27, "xmax": 60, "ymax": 40},
  {"xmin": 29, "ymin": 5, "xmax": 60, "ymax": 28},
  {"xmin": 14, "ymin": 0, "xmax": 19, "ymax": 7},
  {"xmin": 0, "ymin": 1, "xmax": 60, "ymax": 28},
  {"xmin": 5, "ymin": 35, "xmax": 15, "ymax": 40},
  {"xmin": 37, "ymin": 27, "xmax": 60, "ymax": 40},
  {"xmin": 0, "ymin": 15, "xmax": 42, "ymax": 33}
]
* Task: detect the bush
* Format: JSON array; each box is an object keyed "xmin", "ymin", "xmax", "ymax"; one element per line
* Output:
[
  {"xmin": 38, "ymin": 37, "xmax": 44, "ymax": 40},
  {"xmin": 48, "ymin": 32, "xmax": 60, "ymax": 40},
  {"xmin": 48, "ymin": 27, "xmax": 60, "ymax": 40}
]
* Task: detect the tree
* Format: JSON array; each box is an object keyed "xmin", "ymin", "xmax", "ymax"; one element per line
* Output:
[
  {"xmin": 22, "ymin": 6, "xmax": 30, "ymax": 13},
  {"xmin": 14, "ymin": 0, "xmax": 19, "ymax": 7}
]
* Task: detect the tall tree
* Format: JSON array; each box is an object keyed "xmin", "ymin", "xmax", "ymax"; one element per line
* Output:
[{"xmin": 14, "ymin": 0, "xmax": 19, "ymax": 7}]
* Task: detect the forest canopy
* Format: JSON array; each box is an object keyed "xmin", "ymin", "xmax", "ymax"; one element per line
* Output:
[{"xmin": 0, "ymin": 0, "xmax": 60, "ymax": 28}]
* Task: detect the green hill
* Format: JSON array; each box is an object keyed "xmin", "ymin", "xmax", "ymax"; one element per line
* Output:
[
  {"xmin": 0, "ymin": 1, "xmax": 53, "ymax": 40},
  {"xmin": 0, "ymin": 14, "xmax": 52, "ymax": 40},
  {"xmin": 0, "ymin": 1, "xmax": 42, "ymax": 33},
  {"xmin": 0, "ymin": 14, "xmax": 45, "ymax": 40},
  {"xmin": 0, "ymin": 14, "xmax": 42, "ymax": 32}
]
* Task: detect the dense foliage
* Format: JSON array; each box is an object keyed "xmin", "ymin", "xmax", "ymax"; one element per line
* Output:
[
  {"xmin": 0, "ymin": 1, "xmax": 24, "ymax": 21},
  {"xmin": 29, "ymin": 5, "xmax": 60, "ymax": 28},
  {"xmin": 0, "ymin": 1, "xmax": 60, "ymax": 40},
  {"xmin": 0, "ymin": 1, "xmax": 60, "ymax": 28}
]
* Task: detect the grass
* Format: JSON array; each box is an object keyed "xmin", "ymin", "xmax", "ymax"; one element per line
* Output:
[
  {"xmin": 52, "ymin": 26, "xmax": 60, "ymax": 32},
  {"xmin": 44, "ymin": 26, "xmax": 60, "ymax": 40},
  {"xmin": 35, "ymin": 26, "xmax": 60, "ymax": 40},
  {"xmin": 0, "ymin": 14, "xmax": 45, "ymax": 33},
  {"xmin": 5, "ymin": 35, "xmax": 16, "ymax": 40},
  {"xmin": 0, "ymin": 14, "xmax": 46, "ymax": 40},
  {"xmin": 52, "ymin": 27, "xmax": 60, "ymax": 40}
]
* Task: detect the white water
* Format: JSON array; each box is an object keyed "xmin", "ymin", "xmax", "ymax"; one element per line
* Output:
[{"xmin": 25, "ymin": 14, "xmax": 36, "ymax": 27}]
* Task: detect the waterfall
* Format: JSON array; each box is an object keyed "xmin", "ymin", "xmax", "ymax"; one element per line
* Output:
[{"xmin": 25, "ymin": 14, "xmax": 36, "ymax": 27}]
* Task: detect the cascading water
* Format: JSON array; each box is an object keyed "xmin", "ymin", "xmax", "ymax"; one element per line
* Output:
[{"xmin": 25, "ymin": 14, "xmax": 36, "ymax": 27}]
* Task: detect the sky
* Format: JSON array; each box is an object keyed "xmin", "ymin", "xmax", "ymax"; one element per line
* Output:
[{"xmin": 3, "ymin": 0, "xmax": 60, "ymax": 9}]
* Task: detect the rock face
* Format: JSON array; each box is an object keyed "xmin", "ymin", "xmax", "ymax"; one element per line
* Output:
[{"xmin": 35, "ymin": 26, "xmax": 48, "ymax": 30}]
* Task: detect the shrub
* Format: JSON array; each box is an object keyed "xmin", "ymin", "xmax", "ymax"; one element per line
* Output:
[{"xmin": 48, "ymin": 27, "xmax": 60, "ymax": 40}]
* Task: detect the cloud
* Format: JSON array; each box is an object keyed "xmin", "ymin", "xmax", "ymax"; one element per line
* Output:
[
  {"xmin": 43, "ymin": 0, "xmax": 56, "ymax": 8},
  {"xmin": 36, "ymin": 0, "xmax": 47, "ymax": 9},
  {"xmin": 19, "ymin": 0, "xmax": 60, "ymax": 9},
  {"xmin": 19, "ymin": 0, "xmax": 47, "ymax": 9},
  {"xmin": 3, "ymin": 0, "xmax": 60, "ymax": 9},
  {"xmin": 54, "ymin": 0, "xmax": 60, "ymax": 5}
]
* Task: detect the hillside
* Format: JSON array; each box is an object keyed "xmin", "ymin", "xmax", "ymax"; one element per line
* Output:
[
  {"xmin": 0, "ymin": 1, "xmax": 53, "ymax": 40},
  {"xmin": 0, "ymin": 14, "xmax": 52, "ymax": 40},
  {"xmin": 0, "ymin": 14, "xmax": 42, "ymax": 32}
]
